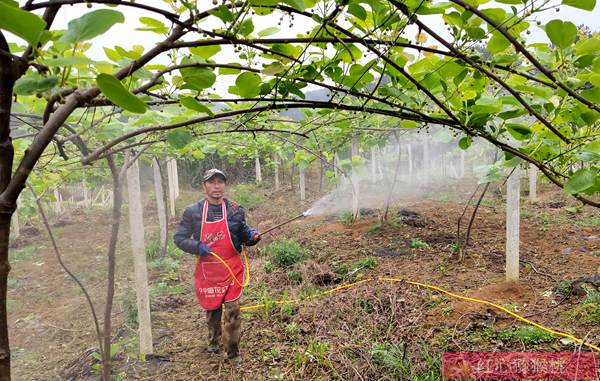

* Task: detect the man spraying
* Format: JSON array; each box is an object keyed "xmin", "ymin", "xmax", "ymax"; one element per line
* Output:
[{"xmin": 174, "ymin": 168, "xmax": 260, "ymax": 363}]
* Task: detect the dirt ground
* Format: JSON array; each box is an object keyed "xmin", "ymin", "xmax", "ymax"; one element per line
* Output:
[{"xmin": 7, "ymin": 180, "xmax": 600, "ymax": 380}]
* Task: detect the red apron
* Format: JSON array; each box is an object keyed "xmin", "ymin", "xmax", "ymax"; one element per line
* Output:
[{"xmin": 194, "ymin": 200, "xmax": 244, "ymax": 311}]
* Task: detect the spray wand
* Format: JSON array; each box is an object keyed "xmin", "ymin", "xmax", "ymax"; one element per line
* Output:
[{"xmin": 260, "ymin": 212, "xmax": 307, "ymax": 236}]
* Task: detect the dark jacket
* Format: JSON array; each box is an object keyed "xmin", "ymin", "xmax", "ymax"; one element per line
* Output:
[{"xmin": 173, "ymin": 198, "xmax": 258, "ymax": 255}]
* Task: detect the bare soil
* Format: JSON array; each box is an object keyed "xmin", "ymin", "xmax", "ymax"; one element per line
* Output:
[{"xmin": 8, "ymin": 183, "xmax": 600, "ymax": 380}]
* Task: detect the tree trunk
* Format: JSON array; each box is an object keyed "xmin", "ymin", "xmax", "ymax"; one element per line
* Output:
[
  {"xmin": 370, "ymin": 147, "xmax": 377, "ymax": 183},
  {"xmin": 299, "ymin": 167, "xmax": 306, "ymax": 201},
  {"xmin": 351, "ymin": 138, "xmax": 360, "ymax": 219},
  {"xmin": 407, "ymin": 144, "xmax": 413, "ymax": 176},
  {"xmin": 273, "ymin": 153, "xmax": 280, "ymax": 191},
  {"xmin": 54, "ymin": 188, "xmax": 62, "ymax": 214},
  {"xmin": 255, "ymin": 151, "xmax": 262, "ymax": 183},
  {"xmin": 506, "ymin": 167, "xmax": 521, "ymax": 282},
  {"xmin": 9, "ymin": 212, "xmax": 18, "ymax": 240},
  {"xmin": 125, "ymin": 154, "xmax": 153, "ymax": 355},
  {"xmin": 153, "ymin": 158, "xmax": 167, "ymax": 256},
  {"xmin": 172, "ymin": 158, "xmax": 179, "ymax": 199},
  {"xmin": 0, "ymin": 30, "xmax": 16, "ymax": 381},
  {"xmin": 333, "ymin": 153, "xmax": 339, "ymax": 179},
  {"xmin": 102, "ymin": 157, "xmax": 124, "ymax": 381}
]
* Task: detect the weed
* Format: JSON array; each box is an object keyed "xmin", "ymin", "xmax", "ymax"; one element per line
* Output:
[
  {"xmin": 370, "ymin": 341, "xmax": 443, "ymax": 381},
  {"xmin": 500, "ymin": 326, "xmax": 555, "ymax": 345},
  {"xmin": 9, "ymin": 246, "xmax": 36, "ymax": 262},
  {"xmin": 146, "ymin": 239, "xmax": 184, "ymax": 260},
  {"xmin": 425, "ymin": 295, "xmax": 448, "ymax": 309},
  {"xmin": 287, "ymin": 269, "xmax": 302, "ymax": 284},
  {"xmin": 285, "ymin": 322, "xmax": 301, "ymax": 337},
  {"xmin": 410, "ymin": 238, "xmax": 430, "ymax": 249},
  {"xmin": 264, "ymin": 260, "xmax": 274, "ymax": 273},
  {"xmin": 436, "ymin": 263, "xmax": 448, "ymax": 274},
  {"xmin": 574, "ymin": 215, "xmax": 600, "ymax": 227},
  {"xmin": 261, "ymin": 293, "xmax": 277, "ymax": 318},
  {"xmin": 262, "ymin": 347, "xmax": 281, "ymax": 362},
  {"xmin": 231, "ymin": 184, "xmax": 265, "ymax": 209},
  {"xmin": 447, "ymin": 243, "xmax": 460, "ymax": 253},
  {"xmin": 6, "ymin": 299, "xmax": 23, "ymax": 313},
  {"xmin": 151, "ymin": 282, "xmax": 186, "ymax": 298},
  {"xmin": 266, "ymin": 239, "xmax": 310, "ymax": 268},
  {"xmin": 354, "ymin": 257, "xmax": 378, "ymax": 270},
  {"xmin": 279, "ymin": 295, "xmax": 295, "ymax": 319},
  {"xmin": 367, "ymin": 223, "xmax": 382, "ymax": 235},
  {"xmin": 295, "ymin": 339, "xmax": 330, "ymax": 368},
  {"xmin": 339, "ymin": 210, "xmax": 354, "ymax": 226},
  {"xmin": 150, "ymin": 256, "xmax": 181, "ymax": 282},
  {"xmin": 121, "ymin": 289, "xmax": 138, "ymax": 328},
  {"xmin": 566, "ymin": 290, "xmax": 600, "ymax": 324}
]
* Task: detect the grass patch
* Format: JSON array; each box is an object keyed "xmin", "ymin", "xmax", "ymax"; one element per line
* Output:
[
  {"xmin": 566, "ymin": 290, "xmax": 600, "ymax": 324},
  {"xmin": 266, "ymin": 239, "xmax": 310, "ymax": 268},
  {"xmin": 410, "ymin": 238, "xmax": 430, "ymax": 249},
  {"xmin": 370, "ymin": 341, "xmax": 442, "ymax": 381},
  {"xmin": 146, "ymin": 238, "xmax": 184, "ymax": 261},
  {"xmin": 499, "ymin": 326, "xmax": 555, "ymax": 345},
  {"xmin": 353, "ymin": 257, "xmax": 378, "ymax": 270},
  {"xmin": 9, "ymin": 246, "xmax": 36, "ymax": 262},
  {"xmin": 231, "ymin": 183, "xmax": 265, "ymax": 209},
  {"xmin": 339, "ymin": 210, "xmax": 354, "ymax": 226}
]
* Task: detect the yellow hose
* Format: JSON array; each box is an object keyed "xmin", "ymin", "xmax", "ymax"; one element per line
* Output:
[
  {"xmin": 380, "ymin": 277, "xmax": 600, "ymax": 353},
  {"xmin": 209, "ymin": 249, "xmax": 251, "ymax": 288},
  {"xmin": 209, "ymin": 250, "xmax": 600, "ymax": 353}
]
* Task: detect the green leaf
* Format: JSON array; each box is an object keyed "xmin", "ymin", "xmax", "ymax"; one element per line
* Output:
[
  {"xmin": 0, "ymin": 3, "xmax": 46, "ymax": 46},
  {"xmin": 208, "ymin": 5, "xmax": 234, "ymax": 23},
  {"xmin": 235, "ymin": 72, "xmax": 262, "ymax": 98},
  {"xmin": 189, "ymin": 45, "xmax": 221, "ymax": 59},
  {"xmin": 564, "ymin": 168, "xmax": 598, "ymax": 194},
  {"xmin": 258, "ymin": 26, "xmax": 279, "ymax": 37},
  {"xmin": 495, "ymin": 0, "xmax": 524, "ymax": 3},
  {"xmin": 43, "ymin": 56, "xmax": 93, "ymax": 67},
  {"xmin": 262, "ymin": 62, "xmax": 285, "ymax": 75},
  {"xmin": 179, "ymin": 96, "xmax": 213, "ymax": 115},
  {"xmin": 136, "ymin": 16, "xmax": 168, "ymax": 34},
  {"xmin": 562, "ymin": 0, "xmax": 596, "ymax": 11},
  {"xmin": 545, "ymin": 20, "xmax": 577, "ymax": 49},
  {"xmin": 60, "ymin": 9, "xmax": 124, "ymax": 44},
  {"xmin": 14, "ymin": 75, "xmax": 58, "ymax": 95},
  {"xmin": 96, "ymin": 73, "xmax": 147, "ymax": 114},
  {"xmin": 239, "ymin": 19, "xmax": 254, "ymax": 36},
  {"xmin": 219, "ymin": 63, "xmax": 242, "ymax": 75},
  {"xmin": 506, "ymin": 123, "xmax": 532, "ymax": 140},
  {"xmin": 578, "ymin": 141, "xmax": 600, "ymax": 162},
  {"xmin": 459, "ymin": 136, "xmax": 472, "ymax": 150},
  {"xmin": 166, "ymin": 129, "xmax": 193, "ymax": 149},
  {"xmin": 487, "ymin": 32, "xmax": 511, "ymax": 54},
  {"xmin": 180, "ymin": 60, "xmax": 216, "ymax": 91},
  {"xmin": 348, "ymin": 3, "xmax": 367, "ymax": 19},
  {"xmin": 282, "ymin": 0, "xmax": 306, "ymax": 11},
  {"xmin": 575, "ymin": 38, "xmax": 600, "ymax": 56}
]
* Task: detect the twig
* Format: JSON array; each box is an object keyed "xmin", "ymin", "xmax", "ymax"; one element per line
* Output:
[{"xmin": 26, "ymin": 182, "xmax": 104, "ymax": 358}]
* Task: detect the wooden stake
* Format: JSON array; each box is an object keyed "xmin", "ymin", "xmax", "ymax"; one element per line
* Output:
[
  {"xmin": 529, "ymin": 163, "xmax": 537, "ymax": 202},
  {"xmin": 274, "ymin": 153, "xmax": 280, "ymax": 191},
  {"xmin": 299, "ymin": 166, "xmax": 306, "ymax": 201},
  {"xmin": 167, "ymin": 158, "xmax": 176, "ymax": 217},
  {"xmin": 153, "ymin": 158, "xmax": 167, "ymax": 251},
  {"xmin": 126, "ymin": 154, "xmax": 153, "ymax": 355},
  {"xmin": 255, "ymin": 151, "xmax": 262, "ymax": 183},
  {"xmin": 506, "ymin": 166, "xmax": 520, "ymax": 282}
]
